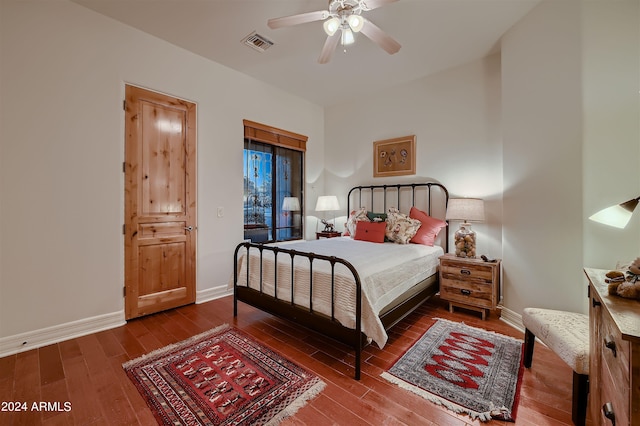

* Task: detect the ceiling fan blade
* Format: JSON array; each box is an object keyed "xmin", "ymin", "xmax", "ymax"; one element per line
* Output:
[
  {"xmin": 360, "ymin": 19, "xmax": 401, "ymax": 55},
  {"xmin": 361, "ymin": 0, "xmax": 399, "ymax": 11},
  {"xmin": 268, "ymin": 10, "xmax": 329, "ymax": 29},
  {"xmin": 318, "ymin": 34, "xmax": 340, "ymax": 64}
]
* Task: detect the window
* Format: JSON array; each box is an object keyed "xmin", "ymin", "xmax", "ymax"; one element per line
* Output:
[{"xmin": 243, "ymin": 120, "xmax": 306, "ymax": 243}]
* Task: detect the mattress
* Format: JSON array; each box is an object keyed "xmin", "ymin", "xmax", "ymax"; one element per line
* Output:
[{"xmin": 235, "ymin": 237, "xmax": 443, "ymax": 348}]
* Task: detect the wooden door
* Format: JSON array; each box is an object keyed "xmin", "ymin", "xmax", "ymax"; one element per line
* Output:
[{"xmin": 124, "ymin": 85, "xmax": 196, "ymax": 320}]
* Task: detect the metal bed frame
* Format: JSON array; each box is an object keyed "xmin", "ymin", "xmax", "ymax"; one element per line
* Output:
[{"xmin": 233, "ymin": 182, "xmax": 449, "ymax": 379}]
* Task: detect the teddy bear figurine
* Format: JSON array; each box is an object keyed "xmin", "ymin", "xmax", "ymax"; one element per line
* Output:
[{"xmin": 606, "ymin": 257, "xmax": 640, "ymax": 300}]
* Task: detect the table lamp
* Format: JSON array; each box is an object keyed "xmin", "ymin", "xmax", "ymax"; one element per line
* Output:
[
  {"xmin": 315, "ymin": 195, "xmax": 340, "ymax": 232},
  {"xmin": 446, "ymin": 198, "xmax": 485, "ymax": 258}
]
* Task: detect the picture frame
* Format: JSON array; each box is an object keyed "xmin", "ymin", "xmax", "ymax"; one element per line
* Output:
[{"xmin": 373, "ymin": 135, "xmax": 416, "ymax": 178}]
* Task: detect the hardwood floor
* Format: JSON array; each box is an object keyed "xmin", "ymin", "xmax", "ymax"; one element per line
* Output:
[{"xmin": 0, "ymin": 294, "xmax": 587, "ymax": 425}]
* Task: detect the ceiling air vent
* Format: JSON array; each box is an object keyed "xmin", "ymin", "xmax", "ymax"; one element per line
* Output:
[{"xmin": 242, "ymin": 32, "xmax": 274, "ymax": 52}]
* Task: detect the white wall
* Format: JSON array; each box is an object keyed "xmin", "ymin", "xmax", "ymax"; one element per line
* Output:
[
  {"xmin": 324, "ymin": 55, "xmax": 504, "ymax": 261},
  {"xmin": 501, "ymin": 0, "xmax": 639, "ymax": 315},
  {"xmin": 582, "ymin": 0, "xmax": 640, "ymax": 269},
  {"xmin": 501, "ymin": 1, "xmax": 584, "ymax": 314},
  {"xmin": 0, "ymin": 0, "xmax": 324, "ymax": 349}
]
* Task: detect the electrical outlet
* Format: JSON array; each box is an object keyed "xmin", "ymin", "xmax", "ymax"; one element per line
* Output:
[{"xmin": 217, "ymin": 207, "xmax": 224, "ymax": 218}]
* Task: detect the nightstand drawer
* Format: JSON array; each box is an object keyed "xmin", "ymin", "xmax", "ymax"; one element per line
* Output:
[
  {"xmin": 440, "ymin": 263, "xmax": 493, "ymax": 282},
  {"xmin": 440, "ymin": 280, "xmax": 493, "ymax": 308}
]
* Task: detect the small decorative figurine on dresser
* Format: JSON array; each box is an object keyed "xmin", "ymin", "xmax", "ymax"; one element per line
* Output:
[{"xmin": 605, "ymin": 257, "xmax": 640, "ymax": 300}]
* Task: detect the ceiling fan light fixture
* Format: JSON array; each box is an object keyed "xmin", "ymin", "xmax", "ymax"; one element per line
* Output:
[
  {"xmin": 323, "ymin": 17, "xmax": 340, "ymax": 36},
  {"xmin": 268, "ymin": 0, "xmax": 401, "ymax": 64},
  {"xmin": 347, "ymin": 15, "xmax": 364, "ymax": 32},
  {"xmin": 341, "ymin": 27, "xmax": 355, "ymax": 45}
]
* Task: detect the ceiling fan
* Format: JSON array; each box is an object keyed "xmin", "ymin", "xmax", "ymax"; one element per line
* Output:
[{"xmin": 267, "ymin": 0, "xmax": 401, "ymax": 64}]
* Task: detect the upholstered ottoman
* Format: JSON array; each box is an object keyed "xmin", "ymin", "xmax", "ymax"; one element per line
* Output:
[{"xmin": 522, "ymin": 307, "xmax": 589, "ymax": 426}]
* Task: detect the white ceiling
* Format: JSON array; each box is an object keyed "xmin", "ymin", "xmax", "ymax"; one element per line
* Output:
[{"xmin": 73, "ymin": 0, "xmax": 540, "ymax": 106}]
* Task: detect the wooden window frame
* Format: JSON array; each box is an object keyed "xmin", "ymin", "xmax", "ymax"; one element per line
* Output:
[
  {"xmin": 243, "ymin": 120, "xmax": 307, "ymax": 242},
  {"xmin": 243, "ymin": 120, "xmax": 307, "ymax": 152}
]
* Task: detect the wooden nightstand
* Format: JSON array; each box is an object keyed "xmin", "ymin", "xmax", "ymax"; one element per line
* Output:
[
  {"xmin": 316, "ymin": 231, "xmax": 342, "ymax": 239},
  {"xmin": 438, "ymin": 254, "xmax": 501, "ymax": 320}
]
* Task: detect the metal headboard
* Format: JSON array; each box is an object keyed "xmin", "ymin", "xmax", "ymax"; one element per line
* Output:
[{"xmin": 346, "ymin": 182, "xmax": 449, "ymax": 252}]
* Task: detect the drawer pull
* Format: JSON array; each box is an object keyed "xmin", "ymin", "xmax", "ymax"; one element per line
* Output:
[
  {"xmin": 592, "ymin": 298, "xmax": 601, "ymax": 308},
  {"xmin": 604, "ymin": 337, "xmax": 617, "ymax": 357},
  {"xmin": 460, "ymin": 269, "xmax": 471, "ymax": 275},
  {"xmin": 602, "ymin": 402, "xmax": 615, "ymax": 425},
  {"xmin": 460, "ymin": 289, "xmax": 472, "ymax": 296}
]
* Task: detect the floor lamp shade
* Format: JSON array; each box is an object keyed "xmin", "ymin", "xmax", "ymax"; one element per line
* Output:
[
  {"xmin": 589, "ymin": 197, "xmax": 639, "ymax": 229},
  {"xmin": 282, "ymin": 197, "xmax": 300, "ymax": 212}
]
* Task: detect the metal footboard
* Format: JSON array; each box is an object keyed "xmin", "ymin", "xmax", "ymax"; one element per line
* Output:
[{"xmin": 233, "ymin": 241, "xmax": 365, "ymax": 379}]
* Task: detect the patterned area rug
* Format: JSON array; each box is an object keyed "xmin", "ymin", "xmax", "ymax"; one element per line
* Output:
[
  {"xmin": 123, "ymin": 324, "xmax": 325, "ymax": 425},
  {"xmin": 382, "ymin": 318, "xmax": 524, "ymax": 422}
]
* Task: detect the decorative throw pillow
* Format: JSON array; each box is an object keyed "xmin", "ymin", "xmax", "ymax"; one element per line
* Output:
[
  {"xmin": 385, "ymin": 207, "xmax": 422, "ymax": 244},
  {"xmin": 409, "ymin": 206, "xmax": 447, "ymax": 246},
  {"xmin": 354, "ymin": 221, "xmax": 386, "ymax": 243},
  {"xmin": 345, "ymin": 207, "xmax": 369, "ymax": 237}
]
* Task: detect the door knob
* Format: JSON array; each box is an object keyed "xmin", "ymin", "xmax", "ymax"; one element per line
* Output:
[{"xmin": 184, "ymin": 226, "xmax": 194, "ymax": 232}]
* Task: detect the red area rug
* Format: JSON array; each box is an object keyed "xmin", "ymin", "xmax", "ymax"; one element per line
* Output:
[
  {"xmin": 382, "ymin": 318, "xmax": 524, "ymax": 422},
  {"xmin": 123, "ymin": 324, "xmax": 325, "ymax": 425}
]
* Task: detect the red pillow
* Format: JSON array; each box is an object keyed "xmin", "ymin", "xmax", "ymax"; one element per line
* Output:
[
  {"xmin": 354, "ymin": 221, "xmax": 386, "ymax": 243},
  {"xmin": 409, "ymin": 206, "xmax": 447, "ymax": 246}
]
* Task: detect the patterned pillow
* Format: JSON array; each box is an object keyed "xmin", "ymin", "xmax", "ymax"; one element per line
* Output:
[
  {"xmin": 385, "ymin": 207, "xmax": 422, "ymax": 244},
  {"xmin": 345, "ymin": 207, "xmax": 369, "ymax": 237}
]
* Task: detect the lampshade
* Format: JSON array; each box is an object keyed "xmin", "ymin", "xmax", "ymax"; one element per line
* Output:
[
  {"xmin": 323, "ymin": 17, "xmax": 340, "ymax": 36},
  {"xmin": 315, "ymin": 195, "xmax": 340, "ymax": 212},
  {"xmin": 445, "ymin": 198, "xmax": 485, "ymax": 223},
  {"xmin": 347, "ymin": 15, "xmax": 364, "ymax": 32},
  {"xmin": 341, "ymin": 27, "xmax": 355, "ymax": 45},
  {"xmin": 282, "ymin": 197, "xmax": 300, "ymax": 212},
  {"xmin": 589, "ymin": 197, "xmax": 639, "ymax": 229}
]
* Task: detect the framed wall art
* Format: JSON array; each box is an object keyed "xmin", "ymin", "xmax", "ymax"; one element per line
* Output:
[{"xmin": 373, "ymin": 135, "xmax": 416, "ymax": 178}]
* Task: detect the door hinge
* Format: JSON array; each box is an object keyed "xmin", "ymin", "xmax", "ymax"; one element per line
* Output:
[
  {"xmin": 123, "ymin": 99, "xmax": 126, "ymax": 110},
  {"xmin": 123, "ymin": 286, "xmax": 126, "ymax": 297},
  {"xmin": 122, "ymin": 162, "xmax": 126, "ymax": 173},
  {"xmin": 123, "ymin": 224, "xmax": 126, "ymax": 235}
]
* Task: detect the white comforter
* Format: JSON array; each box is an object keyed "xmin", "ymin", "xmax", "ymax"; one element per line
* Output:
[{"xmin": 234, "ymin": 237, "xmax": 443, "ymax": 348}]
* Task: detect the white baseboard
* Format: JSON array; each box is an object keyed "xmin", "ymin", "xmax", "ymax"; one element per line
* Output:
[
  {"xmin": 196, "ymin": 284, "xmax": 232, "ymax": 304},
  {"xmin": 500, "ymin": 306, "xmax": 524, "ymax": 333},
  {"xmin": 0, "ymin": 311, "xmax": 125, "ymax": 358},
  {"xmin": 0, "ymin": 285, "xmax": 233, "ymax": 358}
]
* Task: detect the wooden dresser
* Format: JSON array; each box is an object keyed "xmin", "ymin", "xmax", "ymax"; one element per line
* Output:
[
  {"xmin": 584, "ymin": 268, "xmax": 640, "ymax": 425},
  {"xmin": 439, "ymin": 254, "xmax": 501, "ymax": 320}
]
